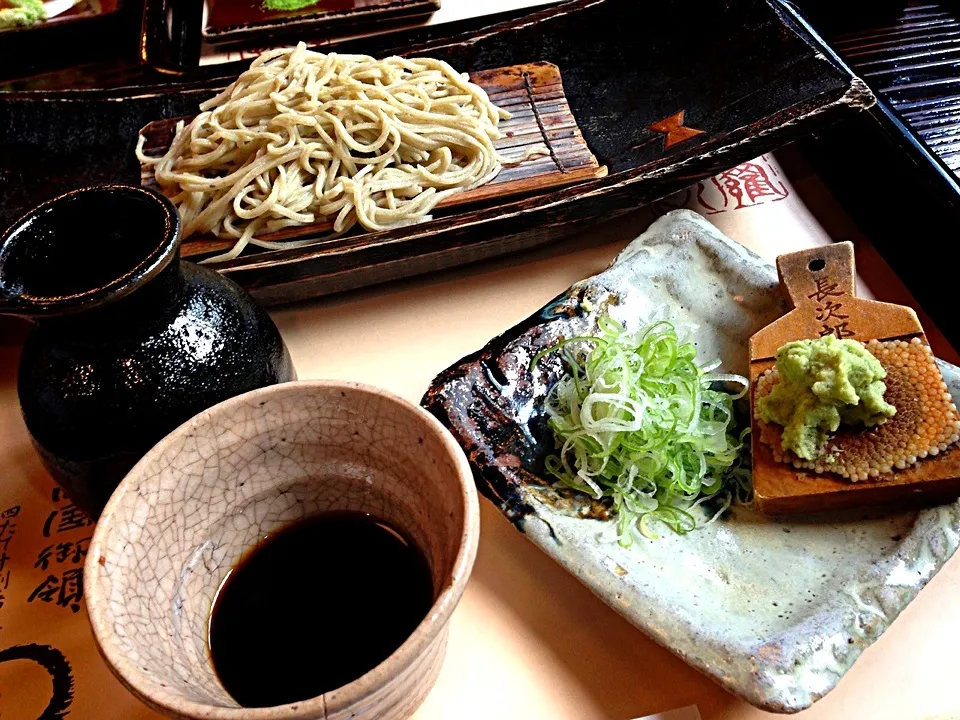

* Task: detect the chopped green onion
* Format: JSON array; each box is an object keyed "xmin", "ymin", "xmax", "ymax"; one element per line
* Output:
[{"xmin": 532, "ymin": 315, "xmax": 749, "ymax": 545}]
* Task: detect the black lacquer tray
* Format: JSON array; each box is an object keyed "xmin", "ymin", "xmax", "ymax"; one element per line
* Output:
[
  {"xmin": 0, "ymin": 0, "xmax": 872, "ymax": 306},
  {"xmin": 787, "ymin": 0, "xmax": 960, "ymax": 351}
]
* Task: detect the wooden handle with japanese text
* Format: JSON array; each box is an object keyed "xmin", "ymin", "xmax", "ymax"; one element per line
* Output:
[
  {"xmin": 776, "ymin": 241, "xmax": 856, "ymax": 314},
  {"xmin": 750, "ymin": 242, "xmax": 922, "ymax": 362}
]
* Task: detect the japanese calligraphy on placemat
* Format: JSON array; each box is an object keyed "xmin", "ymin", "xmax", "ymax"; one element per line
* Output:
[
  {"xmin": 26, "ymin": 489, "xmax": 91, "ymax": 615},
  {"xmin": 0, "ymin": 473, "xmax": 158, "ymax": 720},
  {"xmin": 653, "ymin": 154, "xmax": 790, "ymax": 218}
]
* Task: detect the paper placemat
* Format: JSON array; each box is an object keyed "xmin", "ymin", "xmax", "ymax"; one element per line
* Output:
[
  {"xmin": 0, "ymin": 152, "xmax": 945, "ymax": 719},
  {"xmin": 634, "ymin": 707, "xmax": 702, "ymax": 720}
]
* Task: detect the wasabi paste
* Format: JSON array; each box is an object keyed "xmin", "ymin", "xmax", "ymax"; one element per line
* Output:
[{"xmin": 757, "ymin": 335, "xmax": 896, "ymax": 461}]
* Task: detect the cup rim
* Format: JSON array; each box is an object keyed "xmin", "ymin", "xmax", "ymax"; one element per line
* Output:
[{"xmin": 84, "ymin": 379, "xmax": 481, "ymax": 720}]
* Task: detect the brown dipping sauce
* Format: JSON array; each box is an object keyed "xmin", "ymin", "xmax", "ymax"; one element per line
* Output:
[{"xmin": 209, "ymin": 511, "xmax": 434, "ymax": 708}]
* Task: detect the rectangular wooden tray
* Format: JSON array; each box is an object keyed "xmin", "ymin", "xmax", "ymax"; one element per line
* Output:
[
  {"xmin": 137, "ymin": 61, "xmax": 607, "ymax": 259},
  {"xmin": 0, "ymin": 0, "xmax": 874, "ymax": 306}
]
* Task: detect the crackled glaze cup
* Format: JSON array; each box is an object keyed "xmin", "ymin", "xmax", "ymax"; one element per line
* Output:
[{"xmin": 85, "ymin": 381, "xmax": 479, "ymax": 720}]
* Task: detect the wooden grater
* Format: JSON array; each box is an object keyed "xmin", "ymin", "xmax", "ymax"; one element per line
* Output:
[{"xmin": 749, "ymin": 242, "xmax": 960, "ymax": 516}]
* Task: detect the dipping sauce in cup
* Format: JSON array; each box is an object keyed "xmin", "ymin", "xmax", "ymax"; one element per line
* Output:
[
  {"xmin": 85, "ymin": 381, "xmax": 479, "ymax": 720},
  {"xmin": 209, "ymin": 510, "xmax": 434, "ymax": 708}
]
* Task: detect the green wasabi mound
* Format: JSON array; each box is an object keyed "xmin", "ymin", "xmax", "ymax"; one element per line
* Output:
[
  {"xmin": 0, "ymin": 0, "xmax": 46, "ymax": 30},
  {"xmin": 757, "ymin": 335, "xmax": 896, "ymax": 461}
]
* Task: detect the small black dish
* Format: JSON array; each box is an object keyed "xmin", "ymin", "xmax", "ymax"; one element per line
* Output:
[
  {"xmin": 0, "ymin": 0, "xmax": 136, "ymax": 83},
  {"xmin": 203, "ymin": 0, "xmax": 442, "ymax": 46},
  {"xmin": 138, "ymin": 0, "xmax": 442, "ymax": 75},
  {"xmin": 0, "ymin": 184, "xmax": 296, "ymax": 516}
]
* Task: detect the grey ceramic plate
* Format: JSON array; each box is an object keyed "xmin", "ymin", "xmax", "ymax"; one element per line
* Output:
[{"xmin": 423, "ymin": 209, "xmax": 960, "ymax": 713}]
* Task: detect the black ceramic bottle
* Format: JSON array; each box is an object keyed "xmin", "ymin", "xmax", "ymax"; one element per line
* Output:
[{"xmin": 0, "ymin": 185, "xmax": 296, "ymax": 516}]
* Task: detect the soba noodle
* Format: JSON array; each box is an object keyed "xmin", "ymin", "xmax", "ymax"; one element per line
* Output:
[{"xmin": 137, "ymin": 42, "xmax": 515, "ymax": 263}]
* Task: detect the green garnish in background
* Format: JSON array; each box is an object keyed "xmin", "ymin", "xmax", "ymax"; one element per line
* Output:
[
  {"xmin": 263, "ymin": 0, "xmax": 320, "ymax": 11},
  {"xmin": 0, "ymin": 0, "xmax": 46, "ymax": 30}
]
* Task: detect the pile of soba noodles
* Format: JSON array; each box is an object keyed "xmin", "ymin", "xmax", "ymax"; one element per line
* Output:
[{"xmin": 138, "ymin": 42, "xmax": 512, "ymax": 263}]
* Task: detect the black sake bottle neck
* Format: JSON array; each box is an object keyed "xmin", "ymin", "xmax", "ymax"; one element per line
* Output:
[{"xmin": 38, "ymin": 258, "xmax": 187, "ymax": 340}]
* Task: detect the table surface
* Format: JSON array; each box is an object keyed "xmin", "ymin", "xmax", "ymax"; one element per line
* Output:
[
  {"xmin": 1, "ymin": 148, "xmax": 959, "ymax": 720},
  {"xmin": 1, "ymin": 0, "xmax": 960, "ymax": 713},
  {"xmin": 268, "ymin": 153, "xmax": 960, "ymax": 720}
]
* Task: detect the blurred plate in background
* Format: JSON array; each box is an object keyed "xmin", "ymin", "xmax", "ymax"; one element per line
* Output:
[
  {"xmin": 203, "ymin": 0, "xmax": 441, "ymax": 44},
  {"xmin": 0, "ymin": 0, "xmax": 119, "ymax": 34}
]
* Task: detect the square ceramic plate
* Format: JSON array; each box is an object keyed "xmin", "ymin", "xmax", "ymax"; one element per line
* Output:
[{"xmin": 423, "ymin": 209, "xmax": 960, "ymax": 713}]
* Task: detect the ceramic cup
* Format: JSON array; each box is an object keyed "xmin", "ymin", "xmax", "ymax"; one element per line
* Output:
[{"xmin": 85, "ymin": 381, "xmax": 480, "ymax": 720}]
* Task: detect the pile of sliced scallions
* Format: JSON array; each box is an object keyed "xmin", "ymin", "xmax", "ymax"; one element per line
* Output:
[{"xmin": 531, "ymin": 315, "xmax": 750, "ymax": 545}]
